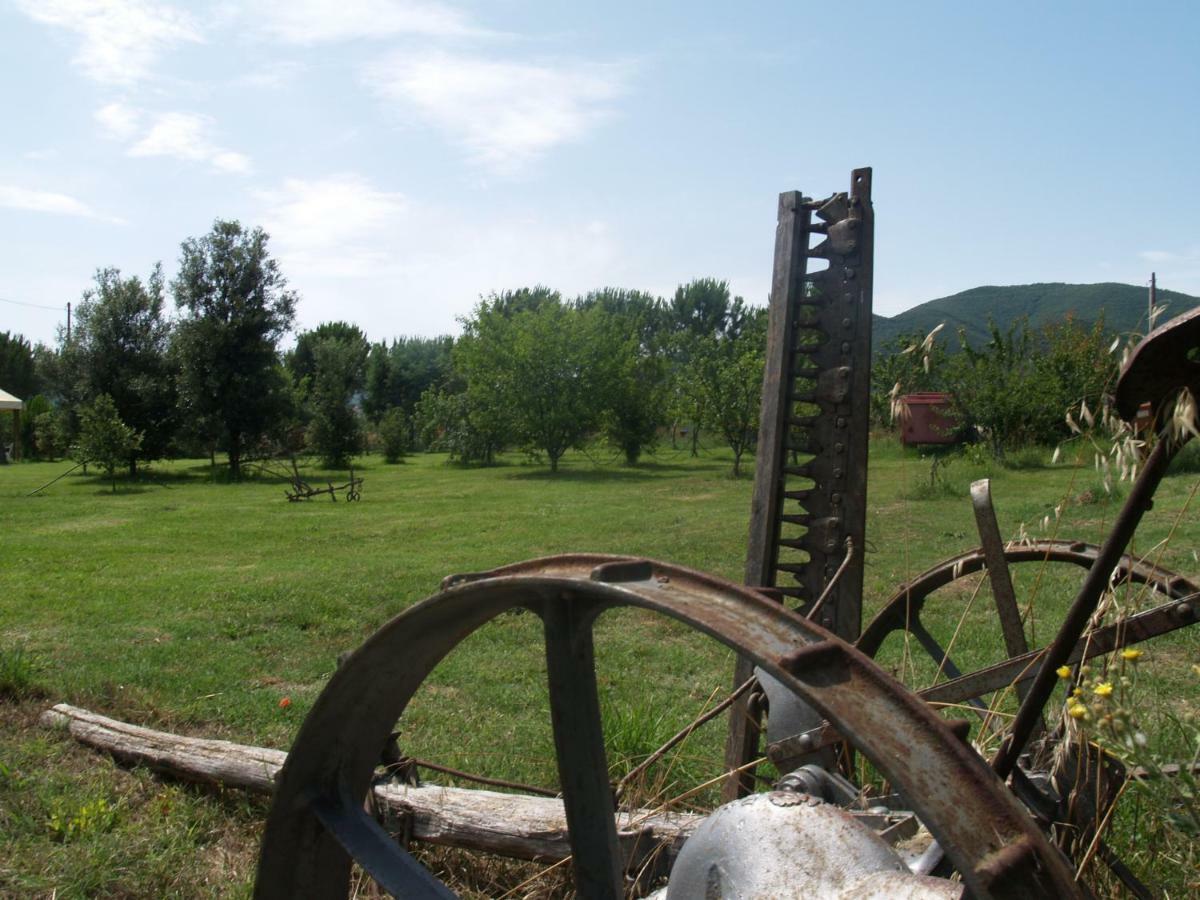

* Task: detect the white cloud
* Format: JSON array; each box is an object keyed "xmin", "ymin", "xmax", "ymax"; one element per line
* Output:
[
  {"xmin": 249, "ymin": 0, "xmax": 478, "ymax": 44},
  {"xmin": 15, "ymin": 0, "xmax": 200, "ymax": 85},
  {"xmin": 0, "ymin": 185, "xmax": 105, "ymax": 220},
  {"xmin": 365, "ymin": 51, "xmax": 629, "ymax": 172},
  {"xmin": 1139, "ymin": 248, "xmax": 1200, "ymax": 266},
  {"xmin": 257, "ymin": 174, "xmax": 408, "ymax": 278},
  {"xmin": 251, "ymin": 173, "xmax": 623, "ymax": 336},
  {"xmin": 126, "ymin": 111, "xmax": 252, "ymax": 174},
  {"xmin": 95, "ymin": 101, "xmax": 141, "ymax": 140}
]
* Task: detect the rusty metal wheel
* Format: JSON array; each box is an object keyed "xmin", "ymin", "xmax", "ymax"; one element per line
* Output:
[
  {"xmin": 858, "ymin": 536, "xmax": 1199, "ymax": 721},
  {"xmin": 256, "ymin": 554, "xmax": 1081, "ymax": 899},
  {"xmin": 848, "ymin": 478, "xmax": 1199, "ymax": 896}
]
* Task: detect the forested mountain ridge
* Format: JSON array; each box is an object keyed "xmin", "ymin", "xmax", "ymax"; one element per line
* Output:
[{"xmin": 871, "ymin": 282, "xmax": 1200, "ymax": 350}]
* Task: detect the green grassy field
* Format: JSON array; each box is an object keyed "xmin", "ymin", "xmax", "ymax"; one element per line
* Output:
[{"xmin": 1, "ymin": 439, "xmax": 1198, "ymax": 897}]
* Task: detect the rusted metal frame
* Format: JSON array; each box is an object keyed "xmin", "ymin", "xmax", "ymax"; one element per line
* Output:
[
  {"xmin": 992, "ymin": 434, "xmax": 1183, "ymax": 778},
  {"xmin": 1113, "ymin": 304, "xmax": 1200, "ymax": 420},
  {"xmin": 723, "ymin": 188, "xmax": 813, "ymax": 800},
  {"xmin": 971, "ymin": 480, "xmax": 1033, "ymax": 671},
  {"xmin": 857, "ymin": 539, "xmax": 1199, "ymax": 658},
  {"xmin": 907, "ymin": 619, "xmax": 989, "ymax": 715},
  {"xmin": 260, "ymin": 553, "xmax": 1082, "ymax": 899},
  {"xmin": 540, "ymin": 595, "xmax": 623, "ymax": 900},
  {"xmin": 770, "ymin": 591, "xmax": 1199, "ymax": 761},
  {"xmin": 401, "ymin": 757, "xmax": 558, "ymax": 798},
  {"xmin": 724, "ymin": 168, "xmax": 875, "ymax": 800},
  {"xmin": 308, "ymin": 785, "xmax": 454, "ymax": 899},
  {"xmin": 835, "ymin": 165, "xmax": 875, "ymax": 642}
]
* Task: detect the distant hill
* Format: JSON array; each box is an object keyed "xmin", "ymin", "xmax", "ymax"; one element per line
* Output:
[{"xmin": 871, "ymin": 282, "xmax": 1200, "ymax": 351}]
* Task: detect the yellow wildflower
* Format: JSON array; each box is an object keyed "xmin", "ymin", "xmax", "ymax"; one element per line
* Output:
[
  {"xmin": 1056, "ymin": 665, "xmax": 1072, "ymax": 679},
  {"xmin": 1072, "ymin": 687, "xmax": 1083, "ymax": 697},
  {"xmin": 1093, "ymin": 682, "xmax": 1114, "ymax": 698},
  {"xmin": 1120, "ymin": 648, "xmax": 1142, "ymax": 661},
  {"xmin": 1068, "ymin": 704, "xmax": 1088, "ymax": 720}
]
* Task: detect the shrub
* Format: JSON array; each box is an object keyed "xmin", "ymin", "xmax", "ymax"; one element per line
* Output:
[{"xmin": 379, "ymin": 408, "xmax": 409, "ymax": 464}]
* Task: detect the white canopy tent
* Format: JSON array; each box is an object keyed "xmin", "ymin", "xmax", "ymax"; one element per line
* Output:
[{"xmin": 0, "ymin": 388, "xmax": 23, "ymax": 462}]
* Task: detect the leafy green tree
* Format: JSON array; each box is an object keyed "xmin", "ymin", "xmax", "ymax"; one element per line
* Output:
[
  {"xmin": 663, "ymin": 279, "xmax": 754, "ymax": 455},
  {"xmin": 61, "ymin": 266, "xmax": 176, "ymax": 475},
  {"xmin": 668, "ymin": 278, "xmax": 750, "ymax": 342},
  {"xmin": 488, "ymin": 285, "xmax": 561, "ymax": 318},
  {"xmin": 305, "ymin": 338, "xmax": 365, "ymax": 468},
  {"xmin": 386, "ymin": 335, "xmax": 453, "ymax": 422},
  {"xmin": 18, "ymin": 395, "xmax": 52, "ymax": 458},
  {"xmin": 0, "ymin": 332, "xmax": 38, "ymax": 399},
  {"xmin": 693, "ymin": 318, "xmax": 766, "ymax": 476},
  {"xmin": 288, "ymin": 322, "xmax": 368, "ymax": 390},
  {"xmin": 362, "ymin": 336, "xmax": 454, "ymax": 438},
  {"xmin": 456, "ymin": 297, "xmax": 611, "ymax": 472},
  {"xmin": 362, "ymin": 341, "xmax": 391, "ymax": 424},
  {"xmin": 944, "ymin": 318, "xmax": 1047, "ymax": 458},
  {"xmin": 75, "ymin": 394, "xmax": 142, "ymax": 492},
  {"xmin": 414, "ymin": 384, "xmax": 507, "ymax": 465},
  {"xmin": 34, "ymin": 407, "xmax": 71, "ymax": 459},
  {"xmin": 172, "ymin": 220, "xmax": 297, "ymax": 479},
  {"xmin": 378, "ymin": 407, "xmax": 409, "ymax": 463},
  {"xmin": 1035, "ymin": 314, "xmax": 1117, "ymax": 429},
  {"xmin": 590, "ymin": 301, "xmax": 668, "ymax": 465}
]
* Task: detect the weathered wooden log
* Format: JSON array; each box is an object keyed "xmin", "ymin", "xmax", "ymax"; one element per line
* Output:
[{"xmin": 40, "ymin": 703, "xmax": 700, "ymax": 866}]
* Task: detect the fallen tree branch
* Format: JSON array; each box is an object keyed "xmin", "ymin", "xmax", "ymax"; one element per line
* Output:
[{"xmin": 40, "ymin": 703, "xmax": 700, "ymax": 866}]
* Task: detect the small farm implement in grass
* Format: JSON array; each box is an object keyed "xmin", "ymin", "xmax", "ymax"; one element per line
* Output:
[{"xmin": 252, "ymin": 456, "xmax": 363, "ymax": 502}]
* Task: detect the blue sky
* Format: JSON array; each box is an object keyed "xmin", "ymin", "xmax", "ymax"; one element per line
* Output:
[{"xmin": 2, "ymin": 1, "xmax": 1198, "ymax": 347}]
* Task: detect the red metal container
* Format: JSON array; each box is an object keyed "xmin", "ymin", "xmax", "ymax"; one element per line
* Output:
[{"xmin": 899, "ymin": 392, "xmax": 959, "ymax": 446}]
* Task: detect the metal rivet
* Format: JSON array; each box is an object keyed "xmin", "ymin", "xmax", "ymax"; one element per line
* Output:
[
  {"xmin": 840, "ymin": 341, "xmax": 850, "ymax": 354},
  {"xmin": 842, "ymin": 318, "xmax": 852, "ymax": 328},
  {"xmin": 1174, "ymin": 601, "xmax": 1193, "ymax": 620},
  {"xmin": 833, "ymin": 468, "xmax": 843, "ymax": 479},
  {"xmin": 831, "ymin": 492, "xmax": 841, "ymax": 504},
  {"xmin": 836, "ymin": 417, "xmax": 846, "ymax": 428},
  {"xmin": 843, "ymin": 268, "xmax": 855, "ymax": 280},
  {"xmin": 835, "ymin": 443, "xmax": 845, "ymax": 453}
]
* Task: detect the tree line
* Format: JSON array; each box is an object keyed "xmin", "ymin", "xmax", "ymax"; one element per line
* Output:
[
  {"xmin": 1, "ymin": 220, "xmax": 769, "ymax": 479},
  {"xmin": 871, "ymin": 316, "xmax": 1119, "ymax": 457},
  {"xmin": 3, "ymin": 217, "xmax": 1124, "ymax": 484}
]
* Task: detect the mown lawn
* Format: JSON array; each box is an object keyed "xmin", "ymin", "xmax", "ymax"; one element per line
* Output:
[{"xmin": 1, "ymin": 438, "xmax": 1197, "ymax": 897}]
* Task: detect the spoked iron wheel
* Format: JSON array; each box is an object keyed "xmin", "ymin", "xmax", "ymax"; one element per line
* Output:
[
  {"xmin": 858, "ymin": 481, "xmax": 1199, "ymax": 732},
  {"xmin": 257, "ymin": 554, "xmax": 1080, "ymax": 899},
  {"xmin": 851, "ymin": 474, "xmax": 1200, "ymax": 896}
]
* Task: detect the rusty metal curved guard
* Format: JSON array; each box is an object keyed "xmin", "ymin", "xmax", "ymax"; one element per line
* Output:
[
  {"xmin": 256, "ymin": 554, "xmax": 1080, "ymax": 899},
  {"xmin": 1114, "ymin": 305, "xmax": 1200, "ymax": 421}
]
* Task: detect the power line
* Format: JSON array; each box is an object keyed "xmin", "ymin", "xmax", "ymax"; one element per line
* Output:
[{"xmin": 0, "ymin": 296, "xmax": 64, "ymax": 312}]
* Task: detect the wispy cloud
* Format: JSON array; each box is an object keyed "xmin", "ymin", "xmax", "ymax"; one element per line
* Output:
[
  {"xmin": 15, "ymin": 0, "xmax": 200, "ymax": 85},
  {"xmin": 365, "ymin": 51, "xmax": 629, "ymax": 172},
  {"xmin": 99, "ymin": 108, "xmax": 251, "ymax": 174},
  {"xmin": 249, "ymin": 0, "xmax": 480, "ymax": 44},
  {"xmin": 1140, "ymin": 248, "xmax": 1200, "ymax": 265},
  {"xmin": 0, "ymin": 184, "xmax": 116, "ymax": 222},
  {"xmin": 94, "ymin": 101, "xmax": 141, "ymax": 140},
  {"xmin": 251, "ymin": 173, "xmax": 623, "ymax": 335},
  {"xmin": 257, "ymin": 174, "xmax": 408, "ymax": 278}
]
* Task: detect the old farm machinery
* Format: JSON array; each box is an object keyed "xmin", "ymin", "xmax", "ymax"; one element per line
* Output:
[{"xmin": 254, "ymin": 171, "xmax": 1200, "ymax": 898}]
